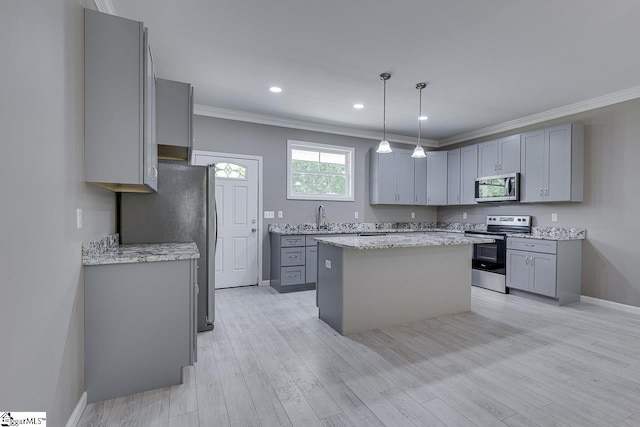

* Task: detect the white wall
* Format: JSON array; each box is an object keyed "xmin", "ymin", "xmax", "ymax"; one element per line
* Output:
[
  {"xmin": 438, "ymin": 98, "xmax": 640, "ymax": 307},
  {"xmin": 0, "ymin": 1, "xmax": 115, "ymax": 425},
  {"xmin": 193, "ymin": 116, "xmax": 438, "ymax": 278}
]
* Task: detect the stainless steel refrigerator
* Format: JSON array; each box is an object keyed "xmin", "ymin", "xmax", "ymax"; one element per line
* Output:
[{"xmin": 119, "ymin": 160, "xmax": 215, "ymax": 331}]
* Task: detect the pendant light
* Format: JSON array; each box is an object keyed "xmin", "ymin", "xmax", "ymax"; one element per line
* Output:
[
  {"xmin": 376, "ymin": 73, "xmax": 392, "ymax": 153},
  {"xmin": 411, "ymin": 82, "xmax": 428, "ymax": 158}
]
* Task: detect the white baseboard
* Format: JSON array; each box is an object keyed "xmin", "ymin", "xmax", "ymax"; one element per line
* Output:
[
  {"xmin": 580, "ymin": 295, "xmax": 640, "ymax": 315},
  {"xmin": 260, "ymin": 280, "xmax": 271, "ymax": 287},
  {"xmin": 65, "ymin": 391, "xmax": 87, "ymax": 427}
]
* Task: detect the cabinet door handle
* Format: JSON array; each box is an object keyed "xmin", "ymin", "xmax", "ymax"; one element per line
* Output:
[
  {"xmin": 525, "ymin": 257, "xmax": 529, "ymax": 265},
  {"xmin": 539, "ymin": 188, "xmax": 543, "ymax": 197},
  {"xmin": 544, "ymin": 188, "xmax": 548, "ymax": 196}
]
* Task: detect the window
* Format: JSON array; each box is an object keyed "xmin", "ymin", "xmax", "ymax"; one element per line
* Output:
[
  {"xmin": 287, "ymin": 140, "xmax": 354, "ymax": 201},
  {"xmin": 214, "ymin": 162, "xmax": 247, "ymax": 179}
]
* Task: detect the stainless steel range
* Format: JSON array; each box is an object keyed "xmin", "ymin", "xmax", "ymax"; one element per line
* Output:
[{"xmin": 465, "ymin": 215, "xmax": 531, "ymax": 293}]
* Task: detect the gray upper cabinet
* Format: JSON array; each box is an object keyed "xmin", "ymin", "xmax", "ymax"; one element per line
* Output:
[
  {"xmin": 426, "ymin": 151, "xmax": 448, "ymax": 205},
  {"xmin": 85, "ymin": 10, "xmax": 157, "ymax": 193},
  {"xmin": 447, "ymin": 149, "xmax": 461, "ymax": 205},
  {"xmin": 156, "ymin": 78, "xmax": 194, "ymax": 161},
  {"xmin": 460, "ymin": 145, "xmax": 478, "ymax": 205},
  {"xmin": 369, "ymin": 148, "xmax": 415, "ymax": 205},
  {"xmin": 520, "ymin": 123, "xmax": 584, "ymax": 203},
  {"xmin": 478, "ymin": 135, "xmax": 521, "ymax": 176},
  {"xmin": 447, "ymin": 146, "xmax": 478, "ymax": 206},
  {"xmin": 414, "ymin": 157, "xmax": 428, "ymax": 205}
]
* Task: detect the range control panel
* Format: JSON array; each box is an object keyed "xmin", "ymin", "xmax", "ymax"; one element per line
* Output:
[{"xmin": 486, "ymin": 215, "xmax": 531, "ymax": 227}]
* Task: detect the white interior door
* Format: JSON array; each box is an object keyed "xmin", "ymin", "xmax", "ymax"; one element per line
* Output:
[{"xmin": 193, "ymin": 154, "xmax": 259, "ymax": 288}]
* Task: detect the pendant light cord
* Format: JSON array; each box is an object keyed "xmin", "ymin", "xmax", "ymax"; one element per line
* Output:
[
  {"xmin": 417, "ymin": 85, "xmax": 422, "ymax": 147},
  {"xmin": 383, "ymin": 78, "xmax": 387, "ymax": 140}
]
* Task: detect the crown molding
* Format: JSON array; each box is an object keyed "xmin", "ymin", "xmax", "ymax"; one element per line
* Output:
[
  {"xmin": 193, "ymin": 104, "xmax": 439, "ymax": 147},
  {"xmin": 438, "ymin": 85, "xmax": 640, "ymax": 147},
  {"xmin": 94, "ymin": 0, "xmax": 116, "ymax": 14}
]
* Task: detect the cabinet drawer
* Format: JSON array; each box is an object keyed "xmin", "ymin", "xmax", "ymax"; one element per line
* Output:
[
  {"xmin": 305, "ymin": 235, "xmax": 319, "ymax": 246},
  {"xmin": 281, "ymin": 236, "xmax": 305, "ymax": 247},
  {"xmin": 281, "ymin": 247, "xmax": 305, "ymax": 266},
  {"xmin": 507, "ymin": 237, "xmax": 557, "ymax": 254},
  {"xmin": 281, "ymin": 266, "xmax": 306, "ymax": 286}
]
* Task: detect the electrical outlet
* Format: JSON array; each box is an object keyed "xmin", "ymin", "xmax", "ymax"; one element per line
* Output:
[
  {"xmin": 411, "ymin": 212, "xmax": 415, "ymax": 219},
  {"xmin": 76, "ymin": 208, "xmax": 83, "ymax": 229},
  {"xmin": 354, "ymin": 211, "xmax": 359, "ymax": 219},
  {"xmin": 277, "ymin": 211, "xmax": 283, "ymax": 219},
  {"xmin": 263, "ymin": 211, "xmax": 275, "ymax": 219},
  {"xmin": 463, "ymin": 212, "xmax": 467, "ymax": 219},
  {"xmin": 551, "ymin": 213, "xmax": 558, "ymax": 222},
  {"xmin": 325, "ymin": 260, "xmax": 332, "ymax": 269}
]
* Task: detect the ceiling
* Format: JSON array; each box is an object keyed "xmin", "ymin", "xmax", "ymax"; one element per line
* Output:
[{"xmin": 109, "ymin": 0, "xmax": 640, "ymax": 145}]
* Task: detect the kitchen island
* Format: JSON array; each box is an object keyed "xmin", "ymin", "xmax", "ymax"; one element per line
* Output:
[{"xmin": 315, "ymin": 233, "xmax": 493, "ymax": 335}]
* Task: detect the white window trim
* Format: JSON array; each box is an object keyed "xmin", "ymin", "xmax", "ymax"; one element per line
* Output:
[{"xmin": 287, "ymin": 140, "xmax": 355, "ymax": 201}]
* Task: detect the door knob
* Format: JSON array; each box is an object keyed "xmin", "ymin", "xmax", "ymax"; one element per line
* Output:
[{"xmin": 251, "ymin": 228, "xmax": 257, "ymax": 232}]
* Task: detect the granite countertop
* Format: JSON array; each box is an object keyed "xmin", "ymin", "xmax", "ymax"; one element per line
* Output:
[
  {"xmin": 314, "ymin": 233, "xmax": 495, "ymax": 250},
  {"xmin": 268, "ymin": 222, "xmax": 484, "ymax": 235},
  {"xmin": 508, "ymin": 227, "xmax": 585, "ymax": 241},
  {"xmin": 82, "ymin": 234, "xmax": 200, "ymax": 266},
  {"xmin": 269, "ymin": 222, "xmax": 585, "ymax": 241}
]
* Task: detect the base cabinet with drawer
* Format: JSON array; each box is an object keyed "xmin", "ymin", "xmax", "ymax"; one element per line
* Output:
[
  {"xmin": 270, "ymin": 233, "xmax": 354, "ymax": 293},
  {"xmin": 270, "ymin": 234, "xmax": 314, "ymax": 292},
  {"xmin": 506, "ymin": 237, "xmax": 582, "ymax": 305}
]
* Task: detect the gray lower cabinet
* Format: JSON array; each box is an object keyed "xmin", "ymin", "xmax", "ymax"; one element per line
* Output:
[
  {"xmin": 270, "ymin": 235, "xmax": 314, "ymax": 292},
  {"xmin": 506, "ymin": 237, "xmax": 581, "ymax": 305},
  {"xmin": 84, "ymin": 259, "xmax": 197, "ymax": 403},
  {"xmin": 84, "ymin": 9, "xmax": 158, "ymax": 193},
  {"xmin": 270, "ymin": 233, "xmax": 354, "ymax": 293}
]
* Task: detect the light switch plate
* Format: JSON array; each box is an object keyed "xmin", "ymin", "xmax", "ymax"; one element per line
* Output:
[
  {"xmin": 277, "ymin": 211, "xmax": 283, "ymax": 218},
  {"xmin": 354, "ymin": 211, "xmax": 359, "ymax": 219},
  {"xmin": 411, "ymin": 212, "xmax": 415, "ymax": 219},
  {"xmin": 76, "ymin": 208, "xmax": 83, "ymax": 229},
  {"xmin": 263, "ymin": 211, "xmax": 275, "ymax": 219},
  {"xmin": 463, "ymin": 212, "xmax": 468, "ymax": 219},
  {"xmin": 551, "ymin": 213, "xmax": 558, "ymax": 222},
  {"xmin": 325, "ymin": 260, "xmax": 331, "ymax": 269}
]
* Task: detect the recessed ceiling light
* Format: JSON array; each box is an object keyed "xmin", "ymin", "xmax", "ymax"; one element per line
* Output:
[
  {"xmin": 269, "ymin": 86, "xmax": 282, "ymax": 93},
  {"xmin": 353, "ymin": 103, "xmax": 365, "ymax": 109},
  {"xmin": 418, "ymin": 115, "xmax": 429, "ymax": 121}
]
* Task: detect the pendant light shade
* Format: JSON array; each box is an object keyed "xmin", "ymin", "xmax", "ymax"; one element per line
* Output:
[
  {"xmin": 411, "ymin": 82, "xmax": 428, "ymax": 159},
  {"xmin": 376, "ymin": 73, "xmax": 392, "ymax": 154}
]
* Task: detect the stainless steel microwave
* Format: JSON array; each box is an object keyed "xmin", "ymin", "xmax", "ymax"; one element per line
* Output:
[{"xmin": 475, "ymin": 173, "xmax": 520, "ymax": 202}]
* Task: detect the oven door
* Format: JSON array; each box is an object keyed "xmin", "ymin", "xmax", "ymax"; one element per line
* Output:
[{"xmin": 472, "ymin": 239, "xmax": 506, "ymax": 275}]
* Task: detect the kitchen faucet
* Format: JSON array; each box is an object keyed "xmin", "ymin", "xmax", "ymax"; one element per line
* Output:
[{"xmin": 317, "ymin": 205, "xmax": 326, "ymax": 229}]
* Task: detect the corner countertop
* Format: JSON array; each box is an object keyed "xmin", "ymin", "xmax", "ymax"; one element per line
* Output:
[
  {"xmin": 82, "ymin": 234, "xmax": 200, "ymax": 266},
  {"xmin": 268, "ymin": 222, "xmax": 585, "ymax": 241},
  {"xmin": 314, "ymin": 232, "xmax": 494, "ymax": 250}
]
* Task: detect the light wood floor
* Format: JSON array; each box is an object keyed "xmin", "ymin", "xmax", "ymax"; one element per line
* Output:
[{"xmin": 78, "ymin": 286, "xmax": 640, "ymax": 426}]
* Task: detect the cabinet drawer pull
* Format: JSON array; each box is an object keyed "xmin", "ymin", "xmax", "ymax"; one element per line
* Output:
[
  {"xmin": 525, "ymin": 243, "xmax": 535, "ymax": 247},
  {"xmin": 288, "ymin": 255, "xmax": 298, "ymax": 259}
]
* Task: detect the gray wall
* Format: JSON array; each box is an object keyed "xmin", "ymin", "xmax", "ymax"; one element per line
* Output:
[
  {"xmin": 438, "ymin": 98, "xmax": 640, "ymax": 307},
  {"xmin": 0, "ymin": 1, "xmax": 116, "ymax": 425},
  {"xmin": 193, "ymin": 116, "xmax": 438, "ymax": 278}
]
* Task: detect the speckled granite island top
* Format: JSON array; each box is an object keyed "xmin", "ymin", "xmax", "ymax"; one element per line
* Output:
[
  {"xmin": 82, "ymin": 234, "xmax": 200, "ymax": 266},
  {"xmin": 314, "ymin": 233, "xmax": 494, "ymax": 250},
  {"xmin": 269, "ymin": 222, "xmax": 585, "ymax": 241}
]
